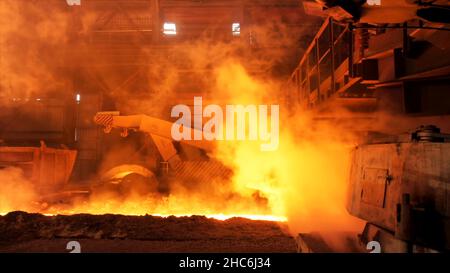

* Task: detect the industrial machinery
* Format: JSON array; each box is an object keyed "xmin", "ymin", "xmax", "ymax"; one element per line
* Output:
[
  {"xmin": 0, "ymin": 0, "xmax": 449, "ymax": 254},
  {"xmin": 291, "ymin": 0, "xmax": 450, "ymax": 252},
  {"xmin": 347, "ymin": 125, "xmax": 450, "ymax": 252},
  {"xmin": 0, "ymin": 142, "xmax": 77, "ymax": 195},
  {"xmin": 92, "ymin": 111, "xmax": 233, "ymax": 196},
  {"xmin": 304, "ymin": 0, "xmax": 450, "ymax": 24}
]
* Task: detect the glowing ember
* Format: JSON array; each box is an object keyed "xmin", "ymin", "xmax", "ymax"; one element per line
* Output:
[{"xmin": 0, "ymin": 211, "xmax": 286, "ymax": 222}]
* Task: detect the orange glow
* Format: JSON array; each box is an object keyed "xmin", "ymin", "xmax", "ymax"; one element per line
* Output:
[
  {"xmin": 0, "ymin": 211, "xmax": 286, "ymax": 222},
  {"xmin": 210, "ymin": 62, "xmax": 364, "ymax": 232},
  {"xmin": 0, "ymin": 0, "xmax": 362, "ymax": 231},
  {"xmin": 0, "ymin": 62, "xmax": 364, "ymax": 232}
]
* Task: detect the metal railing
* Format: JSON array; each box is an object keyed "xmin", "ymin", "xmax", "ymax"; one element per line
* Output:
[{"xmin": 287, "ymin": 17, "xmax": 352, "ymax": 110}]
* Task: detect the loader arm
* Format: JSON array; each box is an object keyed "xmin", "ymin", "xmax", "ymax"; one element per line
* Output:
[{"xmin": 93, "ymin": 112, "xmax": 215, "ymax": 164}]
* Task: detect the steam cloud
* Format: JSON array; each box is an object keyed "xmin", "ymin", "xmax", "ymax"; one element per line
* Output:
[
  {"xmin": 0, "ymin": 167, "xmax": 38, "ymax": 213},
  {"xmin": 0, "ymin": 1, "xmax": 367, "ymax": 234}
]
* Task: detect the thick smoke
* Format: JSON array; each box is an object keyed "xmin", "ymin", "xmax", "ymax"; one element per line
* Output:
[
  {"xmin": 206, "ymin": 63, "xmax": 364, "ymax": 233},
  {"xmin": 0, "ymin": 0, "xmax": 71, "ymax": 99},
  {"xmin": 0, "ymin": 167, "xmax": 38, "ymax": 213},
  {"xmin": 0, "ymin": 1, "xmax": 366, "ymax": 233}
]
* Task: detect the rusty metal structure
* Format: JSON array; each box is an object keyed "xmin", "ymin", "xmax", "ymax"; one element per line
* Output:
[
  {"xmin": 348, "ymin": 125, "xmax": 450, "ymax": 252},
  {"xmin": 286, "ymin": 16, "xmax": 450, "ymax": 125},
  {"xmin": 0, "ymin": 144, "xmax": 76, "ymax": 195},
  {"xmin": 289, "ymin": 2, "xmax": 450, "ymax": 253}
]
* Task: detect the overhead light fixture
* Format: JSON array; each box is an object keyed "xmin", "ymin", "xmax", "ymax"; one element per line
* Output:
[
  {"xmin": 232, "ymin": 23, "xmax": 240, "ymax": 36},
  {"xmin": 163, "ymin": 22, "xmax": 177, "ymax": 35},
  {"xmin": 367, "ymin": 0, "xmax": 381, "ymax": 6},
  {"xmin": 66, "ymin": 0, "xmax": 81, "ymax": 6}
]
